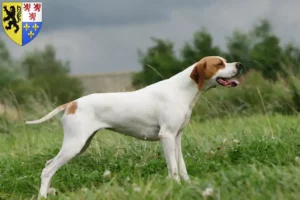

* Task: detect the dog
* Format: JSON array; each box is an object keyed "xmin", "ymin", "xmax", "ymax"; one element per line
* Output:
[{"xmin": 25, "ymin": 56, "xmax": 243, "ymax": 198}]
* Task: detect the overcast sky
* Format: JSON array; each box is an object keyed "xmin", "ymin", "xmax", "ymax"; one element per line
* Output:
[{"xmin": 1, "ymin": 0, "xmax": 300, "ymax": 75}]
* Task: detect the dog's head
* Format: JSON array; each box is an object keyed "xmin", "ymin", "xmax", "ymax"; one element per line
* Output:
[{"xmin": 190, "ymin": 56, "xmax": 243, "ymax": 90}]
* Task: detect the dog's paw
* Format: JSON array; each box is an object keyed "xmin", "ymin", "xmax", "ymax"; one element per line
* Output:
[
  {"xmin": 37, "ymin": 194, "xmax": 47, "ymax": 200},
  {"xmin": 166, "ymin": 175, "xmax": 181, "ymax": 184},
  {"xmin": 48, "ymin": 187, "xmax": 57, "ymax": 195},
  {"xmin": 180, "ymin": 174, "xmax": 191, "ymax": 183},
  {"xmin": 183, "ymin": 178, "xmax": 191, "ymax": 184}
]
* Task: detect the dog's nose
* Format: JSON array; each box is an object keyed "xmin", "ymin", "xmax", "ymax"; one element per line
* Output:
[{"xmin": 235, "ymin": 62, "xmax": 243, "ymax": 71}]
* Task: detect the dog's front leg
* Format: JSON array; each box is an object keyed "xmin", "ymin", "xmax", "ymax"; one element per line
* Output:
[
  {"xmin": 159, "ymin": 129, "xmax": 180, "ymax": 182},
  {"xmin": 176, "ymin": 131, "xmax": 190, "ymax": 182}
]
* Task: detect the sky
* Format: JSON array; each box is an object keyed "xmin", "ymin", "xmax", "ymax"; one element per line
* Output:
[{"xmin": 1, "ymin": 0, "xmax": 300, "ymax": 75}]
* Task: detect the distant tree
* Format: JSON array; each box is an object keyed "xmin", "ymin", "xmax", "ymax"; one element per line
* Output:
[
  {"xmin": 133, "ymin": 30, "xmax": 223, "ymax": 88},
  {"xmin": 0, "ymin": 39, "xmax": 20, "ymax": 88},
  {"xmin": 225, "ymin": 30, "xmax": 251, "ymax": 69},
  {"xmin": 181, "ymin": 29, "xmax": 223, "ymax": 66},
  {"xmin": 226, "ymin": 19, "xmax": 300, "ymax": 80},
  {"xmin": 250, "ymin": 35, "xmax": 283, "ymax": 80},
  {"xmin": 0, "ymin": 41, "xmax": 83, "ymax": 105},
  {"xmin": 22, "ymin": 45, "xmax": 70, "ymax": 79},
  {"xmin": 20, "ymin": 45, "xmax": 83, "ymax": 104},
  {"xmin": 248, "ymin": 20, "xmax": 283, "ymax": 80},
  {"xmin": 281, "ymin": 43, "xmax": 300, "ymax": 75},
  {"xmin": 31, "ymin": 74, "xmax": 83, "ymax": 104},
  {"xmin": 134, "ymin": 19, "xmax": 300, "ymax": 87},
  {"xmin": 132, "ymin": 37, "xmax": 182, "ymax": 87},
  {"xmin": 251, "ymin": 19, "xmax": 272, "ymax": 40},
  {"xmin": 0, "ymin": 39, "xmax": 11, "ymax": 62}
]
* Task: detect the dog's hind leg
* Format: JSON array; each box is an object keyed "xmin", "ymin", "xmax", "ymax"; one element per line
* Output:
[
  {"xmin": 39, "ymin": 132, "xmax": 99, "ymax": 199},
  {"xmin": 41, "ymin": 131, "xmax": 98, "ymax": 198},
  {"xmin": 45, "ymin": 158, "xmax": 54, "ymax": 167},
  {"xmin": 43, "ymin": 130, "xmax": 97, "ymax": 171},
  {"xmin": 78, "ymin": 131, "xmax": 98, "ymax": 156},
  {"xmin": 38, "ymin": 117, "xmax": 102, "ymax": 199}
]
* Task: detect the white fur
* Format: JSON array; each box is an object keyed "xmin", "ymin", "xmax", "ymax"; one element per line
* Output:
[{"xmin": 26, "ymin": 56, "xmax": 240, "ymax": 199}]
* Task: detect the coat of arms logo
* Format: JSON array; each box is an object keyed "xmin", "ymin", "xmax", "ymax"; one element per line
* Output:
[{"xmin": 2, "ymin": 2, "xmax": 42, "ymax": 46}]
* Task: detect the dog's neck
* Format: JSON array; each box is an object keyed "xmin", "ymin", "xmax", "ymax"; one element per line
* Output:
[{"xmin": 169, "ymin": 63, "xmax": 215, "ymax": 110}]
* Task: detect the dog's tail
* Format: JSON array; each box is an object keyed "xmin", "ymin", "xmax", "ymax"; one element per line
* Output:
[{"xmin": 25, "ymin": 103, "xmax": 68, "ymax": 125}]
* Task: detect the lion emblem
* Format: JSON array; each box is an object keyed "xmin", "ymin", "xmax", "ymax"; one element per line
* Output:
[{"xmin": 3, "ymin": 5, "xmax": 21, "ymax": 33}]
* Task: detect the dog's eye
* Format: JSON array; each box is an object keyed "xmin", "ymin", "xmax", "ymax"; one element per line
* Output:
[{"xmin": 217, "ymin": 62, "xmax": 223, "ymax": 66}]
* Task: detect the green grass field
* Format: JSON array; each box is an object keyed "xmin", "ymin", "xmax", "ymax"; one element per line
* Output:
[{"xmin": 1, "ymin": 114, "xmax": 300, "ymax": 200}]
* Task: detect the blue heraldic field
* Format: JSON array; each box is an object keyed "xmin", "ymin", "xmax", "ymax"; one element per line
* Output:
[{"xmin": 22, "ymin": 22, "xmax": 42, "ymax": 46}]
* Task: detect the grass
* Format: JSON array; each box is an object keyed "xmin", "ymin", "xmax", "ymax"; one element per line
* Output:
[{"xmin": 1, "ymin": 113, "xmax": 300, "ymax": 199}]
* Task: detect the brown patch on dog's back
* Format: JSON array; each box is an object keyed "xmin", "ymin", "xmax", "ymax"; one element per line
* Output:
[{"xmin": 65, "ymin": 101, "xmax": 78, "ymax": 115}]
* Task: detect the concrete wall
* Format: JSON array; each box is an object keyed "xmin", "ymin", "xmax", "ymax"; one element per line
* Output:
[{"xmin": 71, "ymin": 72, "xmax": 136, "ymax": 95}]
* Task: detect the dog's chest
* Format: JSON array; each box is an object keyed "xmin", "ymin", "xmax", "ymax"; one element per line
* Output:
[{"xmin": 178, "ymin": 111, "xmax": 192, "ymax": 132}]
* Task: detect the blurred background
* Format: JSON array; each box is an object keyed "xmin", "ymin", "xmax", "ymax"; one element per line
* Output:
[{"xmin": 1, "ymin": 0, "xmax": 300, "ymax": 121}]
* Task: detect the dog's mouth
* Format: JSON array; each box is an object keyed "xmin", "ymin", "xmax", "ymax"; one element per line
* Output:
[{"xmin": 216, "ymin": 77, "xmax": 239, "ymax": 87}]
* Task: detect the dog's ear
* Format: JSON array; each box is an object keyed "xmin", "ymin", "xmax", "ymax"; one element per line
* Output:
[{"xmin": 190, "ymin": 60, "xmax": 206, "ymax": 89}]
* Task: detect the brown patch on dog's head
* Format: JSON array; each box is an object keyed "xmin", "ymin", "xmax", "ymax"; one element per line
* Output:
[
  {"xmin": 65, "ymin": 101, "xmax": 78, "ymax": 115},
  {"xmin": 190, "ymin": 56, "xmax": 226, "ymax": 89}
]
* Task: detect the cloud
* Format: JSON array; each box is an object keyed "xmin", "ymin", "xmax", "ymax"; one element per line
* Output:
[
  {"xmin": 2, "ymin": 0, "xmax": 300, "ymax": 74},
  {"xmin": 12, "ymin": 0, "xmax": 212, "ymax": 31}
]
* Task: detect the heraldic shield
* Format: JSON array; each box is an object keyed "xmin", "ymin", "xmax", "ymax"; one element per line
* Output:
[{"xmin": 2, "ymin": 2, "xmax": 42, "ymax": 46}]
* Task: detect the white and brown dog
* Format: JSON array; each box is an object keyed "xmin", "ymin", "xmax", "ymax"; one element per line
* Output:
[{"xmin": 26, "ymin": 56, "xmax": 243, "ymax": 198}]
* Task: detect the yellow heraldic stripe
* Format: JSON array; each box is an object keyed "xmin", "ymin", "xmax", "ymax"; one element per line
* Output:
[{"xmin": 2, "ymin": 2, "xmax": 22, "ymax": 45}]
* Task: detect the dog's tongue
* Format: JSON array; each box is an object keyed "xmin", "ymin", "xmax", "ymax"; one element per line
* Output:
[{"xmin": 218, "ymin": 79, "xmax": 239, "ymax": 87}]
